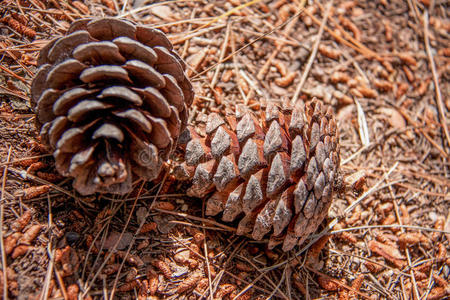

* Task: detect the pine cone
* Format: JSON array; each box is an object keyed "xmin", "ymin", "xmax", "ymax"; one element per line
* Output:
[
  {"xmin": 31, "ymin": 18, "xmax": 194, "ymax": 195},
  {"xmin": 175, "ymin": 99, "xmax": 340, "ymax": 251}
]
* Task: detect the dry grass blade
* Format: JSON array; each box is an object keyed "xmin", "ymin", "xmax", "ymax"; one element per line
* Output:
[
  {"xmin": 331, "ymin": 224, "xmax": 450, "ymax": 235},
  {"xmin": 8, "ymin": 167, "xmax": 76, "ymax": 199},
  {"xmin": 291, "ymin": 0, "xmax": 333, "ymax": 105},
  {"xmin": 107, "ymin": 182, "xmax": 145, "ymax": 300},
  {"xmin": 40, "ymin": 194, "xmax": 55, "ymax": 300},
  {"xmin": 119, "ymin": 0, "xmax": 204, "ymax": 18},
  {"xmin": 306, "ymin": 267, "xmax": 372, "ymax": 300},
  {"xmin": 263, "ymin": 162, "xmax": 399, "ymax": 272},
  {"xmin": 189, "ymin": 0, "xmax": 263, "ymax": 34},
  {"xmin": 257, "ymin": 0, "xmax": 304, "ymax": 81},
  {"xmin": 211, "ymin": 22, "xmax": 232, "ymax": 88},
  {"xmin": 344, "ymin": 162, "xmax": 398, "ymax": 215},
  {"xmin": 155, "ymin": 208, "xmax": 238, "ymax": 233},
  {"xmin": 387, "ymin": 172, "xmax": 421, "ymax": 300},
  {"xmin": 238, "ymin": 255, "xmax": 289, "ymax": 299},
  {"xmin": 355, "ymin": 98, "xmax": 370, "ymax": 146},
  {"xmin": 192, "ymin": 9, "xmax": 305, "ymax": 79},
  {"xmin": 0, "ymin": 147, "xmax": 12, "ymax": 300},
  {"xmin": 423, "ymin": 12, "xmax": 450, "ymax": 150},
  {"xmin": 40, "ymin": 247, "xmax": 55, "ymax": 300},
  {"xmin": 387, "ymin": 101, "xmax": 448, "ymax": 158}
]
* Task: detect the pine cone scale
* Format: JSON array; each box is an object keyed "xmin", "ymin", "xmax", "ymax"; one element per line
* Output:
[
  {"xmin": 46, "ymin": 116, "xmax": 68, "ymax": 148},
  {"xmin": 160, "ymin": 75, "xmax": 185, "ymax": 110},
  {"xmin": 135, "ymin": 26, "xmax": 172, "ymax": 49},
  {"xmin": 113, "ymin": 37, "xmax": 157, "ymax": 65},
  {"xmin": 99, "ymin": 86, "xmax": 141, "ymax": 105},
  {"xmin": 47, "ymin": 31, "xmax": 92, "ymax": 64},
  {"xmin": 86, "ymin": 18, "xmax": 136, "ymax": 40},
  {"xmin": 36, "ymin": 89, "xmax": 59, "ymax": 124},
  {"xmin": 53, "ymin": 88, "xmax": 96, "ymax": 115},
  {"xmin": 73, "ymin": 41, "xmax": 127, "ymax": 65},
  {"xmin": 47, "ymin": 59, "xmax": 87, "ymax": 89}
]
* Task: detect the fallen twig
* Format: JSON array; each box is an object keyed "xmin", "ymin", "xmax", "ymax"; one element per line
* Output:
[
  {"xmin": 423, "ymin": 12, "xmax": 450, "ymax": 150},
  {"xmin": 0, "ymin": 147, "xmax": 12, "ymax": 300},
  {"xmin": 291, "ymin": 0, "xmax": 332, "ymax": 105}
]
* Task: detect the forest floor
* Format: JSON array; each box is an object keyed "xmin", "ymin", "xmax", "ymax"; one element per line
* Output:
[{"xmin": 0, "ymin": 0, "xmax": 449, "ymax": 299}]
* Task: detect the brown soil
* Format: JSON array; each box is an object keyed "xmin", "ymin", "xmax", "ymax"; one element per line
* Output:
[{"xmin": 0, "ymin": 0, "xmax": 448, "ymax": 299}]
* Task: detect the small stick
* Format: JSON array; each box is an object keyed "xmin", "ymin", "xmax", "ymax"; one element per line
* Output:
[
  {"xmin": 0, "ymin": 154, "xmax": 51, "ymax": 167},
  {"xmin": 390, "ymin": 103, "xmax": 448, "ymax": 158},
  {"xmin": 8, "ymin": 167, "xmax": 77, "ymax": 199},
  {"xmin": 262, "ymin": 162, "xmax": 399, "ymax": 272},
  {"xmin": 306, "ymin": 267, "xmax": 372, "ymax": 300},
  {"xmin": 0, "ymin": 147, "xmax": 12, "ymax": 300},
  {"xmin": 301, "ymin": 5, "xmax": 381, "ymax": 61},
  {"xmin": 192, "ymin": 10, "xmax": 305, "ymax": 79},
  {"xmin": 230, "ymin": 29, "xmax": 248, "ymax": 104},
  {"xmin": 49, "ymin": 0, "xmax": 75, "ymax": 22},
  {"xmin": 187, "ymin": 0, "xmax": 263, "ymax": 35},
  {"xmin": 181, "ymin": 8, "xmax": 197, "ymax": 59},
  {"xmin": 40, "ymin": 194, "xmax": 54, "ymax": 300},
  {"xmin": 0, "ymin": 86, "xmax": 30, "ymax": 101},
  {"xmin": 171, "ymin": 24, "xmax": 226, "ymax": 45},
  {"xmin": 155, "ymin": 208, "xmax": 238, "ymax": 233},
  {"xmin": 53, "ymin": 269, "xmax": 69, "ymax": 300},
  {"xmin": 256, "ymin": 7, "xmax": 300, "ymax": 81},
  {"xmin": 385, "ymin": 168, "xmax": 421, "ymax": 299},
  {"xmin": 423, "ymin": 12, "xmax": 450, "ymax": 150},
  {"xmin": 291, "ymin": 0, "xmax": 333, "ymax": 105},
  {"xmin": 0, "ymin": 64, "xmax": 28, "ymax": 83},
  {"xmin": 211, "ymin": 21, "xmax": 232, "ymax": 88},
  {"xmin": 108, "ymin": 182, "xmax": 145, "ymax": 300},
  {"xmin": 231, "ymin": 270, "xmax": 269, "ymax": 300}
]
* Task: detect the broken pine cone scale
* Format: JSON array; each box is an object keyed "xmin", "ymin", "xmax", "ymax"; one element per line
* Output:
[
  {"xmin": 175, "ymin": 99, "xmax": 340, "ymax": 252},
  {"xmin": 31, "ymin": 18, "xmax": 194, "ymax": 195}
]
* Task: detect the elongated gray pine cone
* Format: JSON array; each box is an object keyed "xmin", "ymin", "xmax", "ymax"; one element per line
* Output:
[
  {"xmin": 31, "ymin": 18, "xmax": 194, "ymax": 195},
  {"xmin": 175, "ymin": 99, "xmax": 340, "ymax": 251}
]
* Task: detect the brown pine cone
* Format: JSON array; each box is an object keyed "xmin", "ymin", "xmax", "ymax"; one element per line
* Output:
[
  {"xmin": 31, "ymin": 18, "xmax": 194, "ymax": 195},
  {"xmin": 175, "ymin": 99, "xmax": 340, "ymax": 251}
]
